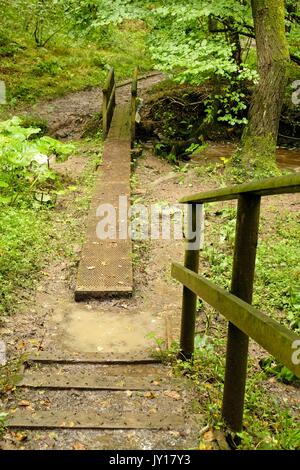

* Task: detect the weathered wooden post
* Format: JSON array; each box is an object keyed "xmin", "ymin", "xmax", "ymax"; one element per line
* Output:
[
  {"xmin": 222, "ymin": 194, "xmax": 261, "ymax": 432},
  {"xmin": 102, "ymin": 92, "xmax": 108, "ymax": 138},
  {"xmin": 179, "ymin": 203, "xmax": 204, "ymax": 359},
  {"xmin": 102, "ymin": 67, "xmax": 116, "ymax": 139},
  {"xmin": 131, "ymin": 68, "xmax": 138, "ymax": 146}
]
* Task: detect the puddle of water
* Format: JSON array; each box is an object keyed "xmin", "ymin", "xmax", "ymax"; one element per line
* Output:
[
  {"xmin": 50, "ymin": 303, "xmax": 165, "ymax": 354},
  {"xmin": 192, "ymin": 142, "xmax": 300, "ymax": 171}
]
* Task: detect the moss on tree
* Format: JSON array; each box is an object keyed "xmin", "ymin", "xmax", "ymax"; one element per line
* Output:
[{"xmin": 229, "ymin": 0, "xmax": 290, "ymax": 182}]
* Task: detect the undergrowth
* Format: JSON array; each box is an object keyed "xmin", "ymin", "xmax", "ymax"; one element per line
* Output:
[
  {"xmin": 0, "ymin": 22, "xmax": 153, "ymax": 113},
  {"xmin": 150, "ymin": 332, "xmax": 300, "ymax": 450},
  {"xmin": 148, "ymin": 162, "xmax": 300, "ymax": 450},
  {"xmin": 0, "ymin": 128, "xmax": 102, "ymax": 317}
]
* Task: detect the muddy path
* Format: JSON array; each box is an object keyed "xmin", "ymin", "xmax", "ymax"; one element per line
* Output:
[
  {"xmin": 1, "ymin": 74, "xmax": 299, "ymax": 450},
  {"xmin": 2, "ymin": 72, "xmax": 300, "ymax": 365},
  {"xmin": 23, "ymin": 72, "xmax": 164, "ymax": 140},
  {"xmin": 0, "ymin": 73, "xmax": 208, "ymax": 450}
]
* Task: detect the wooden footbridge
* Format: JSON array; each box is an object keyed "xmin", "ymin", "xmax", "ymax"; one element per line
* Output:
[
  {"xmin": 6, "ymin": 68, "xmax": 300, "ymax": 447},
  {"xmin": 75, "ymin": 68, "xmax": 137, "ymax": 300}
]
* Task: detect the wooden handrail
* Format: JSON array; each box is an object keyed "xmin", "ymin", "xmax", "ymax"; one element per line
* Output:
[
  {"xmin": 172, "ymin": 263, "xmax": 300, "ymax": 378},
  {"xmin": 102, "ymin": 67, "xmax": 116, "ymax": 139},
  {"xmin": 102, "ymin": 67, "xmax": 139, "ymax": 141},
  {"xmin": 173, "ymin": 173, "xmax": 300, "ymax": 432},
  {"xmin": 180, "ymin": 172, "xmax": 300, "ymax": 204},
  {"xmin": 131, "ymin": 67, "xmax": 138, "ymax": 145},
  {"xmin": 131, "ymin": 67, "xmax": 138, "ymax": 98}
]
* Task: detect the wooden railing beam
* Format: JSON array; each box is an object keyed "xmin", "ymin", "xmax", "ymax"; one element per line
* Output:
[
  {"xmin": 173, "ymin": 174, "xmax": 300, "ymax": 434},
  {"xmin": 102, "ymin": 67, "xmax": 116, "ymax": 139},
  {"xmin": 180, "ymin": 173, "xmax": 300, "ymax": 204},
  {"xmin": 131, "ymin": 67, "xmax": 138, "ymax": 146},
  {"xmin": 171, "ymin": 263, "xmax": 300, "ymax": 378}
]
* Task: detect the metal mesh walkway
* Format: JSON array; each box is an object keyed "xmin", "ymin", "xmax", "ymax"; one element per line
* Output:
[{"xmin": 75, "ymin": 103, "xmax": 133, "ymax": 300}]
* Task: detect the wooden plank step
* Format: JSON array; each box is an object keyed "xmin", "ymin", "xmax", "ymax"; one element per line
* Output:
[
  {"xmin": 26, "ymin": 352, "xmax": 160, "ymax": 364},
  {"xmin": 8, "ymin": 411, "xmax": 193, "ymax": 430},
  {"xmin": 75, "ymin": 104, "xmax": 133, "ymax": 300},
  {"xmin": 18, "ymin": 372, "xmax": 183, "ymax": 391}
]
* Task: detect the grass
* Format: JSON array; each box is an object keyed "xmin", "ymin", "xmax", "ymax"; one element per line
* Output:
[
  {"xmin": 0, "ymin": 137, "xmax": 101, "ymax": 437},
  {"xmin": 255, "ymin": 210, "xmax": 300, "ymax": 330},
  {"xmin": 201, "ymin": 199, "xmax": 300, "ymax": 332},
  {"xmin": 181, "ymin": 334, "xmax": 300, "ymax": 450},
  {"xmin": 0, "ymin": 137, "xmax": 101, "ymax": 317},
  {"xmin": 0, "ymin": 207, "xmax": 52, "ymax": 315},
  {"xmin": 0, "ymin": 13, "xmax": 299, "ymax": 446},
  {"xmin": 198, "ymin": 169, "xmax": 300, "ymax": 448},
  {"xmin": 0, "ymin": 22, "xmax": 153, "ymax": 113},
  {"xmin": 148, "ymin": 161, "xmax": 300, "ymax": 450},
  {"xmin": 151, "ymin": 328, "xmax": 300, "ymax": 450}
]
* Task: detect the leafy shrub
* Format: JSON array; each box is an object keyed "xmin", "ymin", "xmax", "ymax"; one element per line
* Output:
[
  {"xmin": 0, "ymin": 117, "xmax": 74, "ymax": 207},
  {"xmin": 20, "ymin": 115, "xmax": 48, "ymax": 136}
]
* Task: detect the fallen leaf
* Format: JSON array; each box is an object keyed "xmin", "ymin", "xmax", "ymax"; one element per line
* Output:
[
  {"xmin": 1, "ymin": 328, "xmax": 12, "ymax": 335},
  {"xmin": 199, "ymin": 441, "xmax": 213, "ymax": 450},
  {"xmin": 126, "ymin": 390, "xmax": 133, "ymax": 397},
  {"xmin": 87, "ymin": 266, "xmax": 95, "ymax": 270},
  {"xmin": 144, "ymin": 391, "xmax": 156, "ymax": 399},
  {"xmin": 18, "ymin": 400, "xmax": 31, "ymax": 407},
  {"xmin": 14, "ymin": 432, "xmax": 27, "ymax": 442},
  {"xmin": 39, "ymin": 399, "xmax": 51, "ymax": 406},
  {"xmin": 203, "ymin": 430, "xmax": 215, "ymax": 442},
  {"xmin": 204, "ymin": 383, "xmax": 213, "ymax": 389},
  {"xmin": 3, "ymin": 385, "xmax": 15, "ymax": 393},
  {"xmin": 149, "ymin": 407, "xmax": 158, "ymax": 414},
  {"xmin": 16, "ymin": 340, "xmax": 26, "ymax": 350},
  {"xmin": 163, "ymin": 390, "xmax": 181, "ymax": 400},
  {"xmin": 72, "ymin": 441, "xmax": 86, "ymax": 450}
]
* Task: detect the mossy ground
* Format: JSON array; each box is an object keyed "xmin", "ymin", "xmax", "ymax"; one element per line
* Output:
[
  {"xmin": 0, "ymin": 21, "xmax": 153, "ymax": 115},
  {"xmin": 228, "ymin": 135, "xmax": 281, "ymax": 183}
]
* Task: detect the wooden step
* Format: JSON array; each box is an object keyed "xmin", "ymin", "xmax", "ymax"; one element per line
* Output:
[
  {"xmin": 8, "ymin": 410, "xmax": 196, "ymax": 430},
  {"xmin": 26, "ymin": 351, "xmax": 160, "ymax": 365},
  {"xmin": 18, "ymin": 372, "xmax": 184, "ymax": 391}
]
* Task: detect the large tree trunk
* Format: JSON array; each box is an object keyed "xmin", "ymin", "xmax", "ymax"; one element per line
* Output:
[{"xmin": 232, "ymin": 0, "xmax": 290, "ymax": 180}]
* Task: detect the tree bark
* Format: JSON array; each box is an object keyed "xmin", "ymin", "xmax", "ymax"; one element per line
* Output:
[
  {"xmin": 245, "ymin": 0, "xmax": 290, "ymax": 140},
  {"xmin": 234, "ymin": 0, "xmax": 290, "ymax": 179}
]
